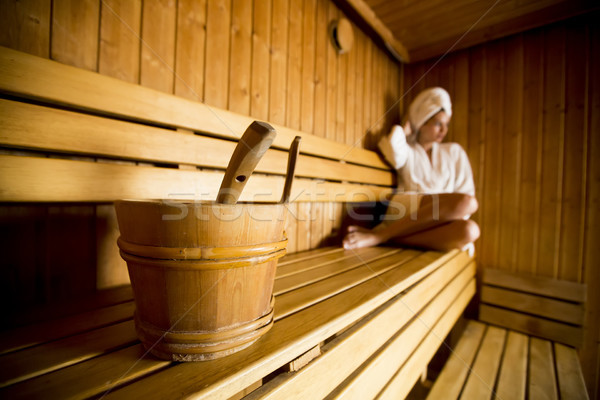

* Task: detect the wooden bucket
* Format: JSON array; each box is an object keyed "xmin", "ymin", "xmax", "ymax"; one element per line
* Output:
[{"xmin": 115, "ymin": 200, "xmax": 287, "ymax": 361}]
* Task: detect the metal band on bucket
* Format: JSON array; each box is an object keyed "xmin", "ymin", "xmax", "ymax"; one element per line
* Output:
[{"xmin": 117, "ymin": 237, "xmax": 288, "ymax": 260}]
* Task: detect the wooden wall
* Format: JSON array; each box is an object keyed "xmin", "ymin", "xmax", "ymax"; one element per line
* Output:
[
  {"xmin": 403, "ymin": 14, "xmax": 599, "ymax": 397},
  {"xmin": 0, "ymin": 0, "xmax": 399, "ymax": 311}
]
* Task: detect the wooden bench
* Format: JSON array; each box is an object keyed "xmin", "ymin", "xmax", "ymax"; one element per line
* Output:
[
  {"xmin": 0, "ymin": 247, "xmax": 475, "ymax": 399},
  {"xmin": 0, "ymin": 46, "xmax": 477, "ymax": 399},
  {"xmin": 427, "ymin": 268, "xmax": 589, "ymax": 399}
]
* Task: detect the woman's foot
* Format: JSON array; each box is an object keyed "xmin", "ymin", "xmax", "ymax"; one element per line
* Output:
[{"xmin": 342, "ymin": 225, "xmax": 385, "ymax": 250}]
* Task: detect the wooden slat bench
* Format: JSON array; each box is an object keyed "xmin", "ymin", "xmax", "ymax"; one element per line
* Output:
[
  {"xmin": 0, "ymin": 45, "xmax": 477, "ymax": 399},
  {"xmin": 0, "ymin": 247, "xmax": 475, "ymax": 399},
  {"xmin": 426, "ymin": 268, "xmax": 589, "ymax": 399}
]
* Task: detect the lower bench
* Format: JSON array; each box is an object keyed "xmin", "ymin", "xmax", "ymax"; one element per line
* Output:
[
  {"xmin": 0, "ymin": 246, "xmax": 475, "ymax": 399},
  {"xmin": 427, "ymin": 320, "xmax": 589, "ymax": 399}
]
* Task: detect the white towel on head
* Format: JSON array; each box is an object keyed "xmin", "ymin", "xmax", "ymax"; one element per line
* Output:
[{"xmin": 407, "ymin": 87, "xmax": 452, "ymax": 132}]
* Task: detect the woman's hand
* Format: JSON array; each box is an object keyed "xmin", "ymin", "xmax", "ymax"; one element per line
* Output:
[{"xmin": 402, "ymin": 120, "xmax": 413, "ymax": 137}]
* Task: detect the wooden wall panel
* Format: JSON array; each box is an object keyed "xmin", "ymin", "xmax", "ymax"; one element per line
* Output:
[
  {"xmin": 228, "ymin": 0, "xmax": 252, "ymax": 115},
  {"xmin": 250, "ymin": 0, "xmax": 272, "ymax": 120},
  {"xmin": 0, "ymin": 0, "xmax": 50, "ymax": 58},
  {"xmin": 204, "ymin": 0, "xmax": 231, "ymax": 108},
  {"xmin": 140, "ymin": 0, "xmax": 176, "ymax": 93},
  {"xmin": 174, "ymin": 0, "xmax": 206, "ymax": 101},
  {"xmin": 99, "ymin": 0, "xmax": 141, "ymax": 84},
  {"xmin": 404, "ymin": 15, "xmax": 599, "ymax": 397}
]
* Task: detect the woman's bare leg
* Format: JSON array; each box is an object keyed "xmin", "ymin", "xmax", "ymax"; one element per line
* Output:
[{"xmin": 342, "ymin": 193, "xmax": 478, "ymax": 250}]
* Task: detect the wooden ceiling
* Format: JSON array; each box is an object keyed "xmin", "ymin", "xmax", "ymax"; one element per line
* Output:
[{"xmin": 341, "ymin": 0, "xmax": 598, "ymax": 63}]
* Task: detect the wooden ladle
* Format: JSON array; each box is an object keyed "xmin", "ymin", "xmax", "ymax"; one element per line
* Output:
[{"xmin": 216, "ymin": 121, "xmax": 276, "ymax": 204}]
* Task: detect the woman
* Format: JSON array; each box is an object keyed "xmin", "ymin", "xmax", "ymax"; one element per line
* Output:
[{"xmin": 343, "ymin": 87, "xmax": 480, "ymax": 252}]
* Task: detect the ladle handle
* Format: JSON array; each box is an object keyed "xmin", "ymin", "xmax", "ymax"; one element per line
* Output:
[
  {"xmin": 281, "ymin": 136, "xmax": 301, "ymax": 203},
  {"xmin": 216, "ymin": 121, "xmax": 276, "ymax": 204}
]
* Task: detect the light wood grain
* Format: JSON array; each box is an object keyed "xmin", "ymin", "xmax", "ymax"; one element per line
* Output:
[
  {"xmin": 99, "ymin": 0, "xmax": 141, "ymax": 84},
  {"xmin": 554, "ymin": 342, "xmax": 590, "ymax": 400},
  {"xmin": 0, "ymin": 320, "xmax": 137, "ymax": 387},
  {"xmin": 480, "ymin": 285, "xmax": 585, "ymax": 325},
  {"xmin": 102, "ymin": 250, "xmax": 461, "ymax": 400},
  {"xmin": 479, "ymin": 304, "xmax": 583, "ymax": 348},
  {"xmin": 459, "ymin": 325, "xmax": 506, "ymax": 400},
  {"xmin": 51, "ymin": 0, "xmax": 99, "ymax": 71},
  {"xmin": 375, "ymin": 279, "xmax": 476, "ymax": 400},
  {"xmin": 174, "ymin": 0, "xmax": 207, "ymax": 100},
  {"xmin": 250, "ymin": 0, "xmax": 272, "ymax": 120},
  {"xmin": 140, "ymin": 0, "xmax": 176, "ymax": 93},
  {"xmin": 248, "ymin": 257, "xmax": 474, "ymax": 400},
  {"xmin": 228, "ymin": 0, "xmax": 252, "ymax": 115},
  {"xmin": 0, "ymin": 45, "xmax": 390, "ymax": 169},
  {"xmin": 426, "ymin": 320, "xmax": 486, "ymax": 400},
  {"xmin": 0, "ymin": 0, "xmax": 50, "ymax": 58},
  {"xmin": 204, "ymin": 0, "xmax": 231, "ymax": 108},
  {"xmin": 330, "ymin": 266, "xmax": 476, "ymax": 400},
  {"xmin": 0, "ymin": 155, "xmax": 393, "ymax": 202},
  {"xmin": 529, "ymin": 338, "xmax": 559, "ymax": 400},
  {"xmin": 482, "ymin": 267, "xmax": 586, "ymax": 302},
  {"xmin": 495, "ymin": 331, "xmax": 528, "ymax": 400}
]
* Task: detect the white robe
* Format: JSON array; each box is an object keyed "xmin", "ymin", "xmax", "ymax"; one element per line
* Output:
[{"xmin": 378, "ymin": 125, "xmax": 475, "ymax": 196}]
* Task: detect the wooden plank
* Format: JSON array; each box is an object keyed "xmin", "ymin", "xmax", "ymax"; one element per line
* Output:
[
  {"xmin": 104, "ymin": 250, "xmax": 462, "ymax": 400},
  {"xmin": 482, "ymin": 267, "xmax": 586, "ymax": 302},
  {"xmin": 0, "ymin": 344, "xmax": 169, "ymax": 400},
  {"xmin": 479, "ymin": 40, "xmax": 504, "ymax": 271},
  {"xmin": 295, "ymin": 202, "xmax": 311, "ymax": 252},
  {"xmin": 480, "ymin": 286, "xmax": 585, "ymax": 325},
  {"xmin": 516, "ymin": 29, "xmax": 544, "ymax": 275},
  {"xmin": 582, "ymin": 19, "xmax": 600, "ymax": 399},
  {"xmin": 277, "ymin": 248, "xmax": 367, "ymax": 278},
  {"xmin": 537, "ymin": 24, "xmax": 566, "ymax": 279},
  {"xmin": 0, "ymin": 0, "xmax": 51, "ymax": 58},
  {"xmin": 228, "ymin": 0, "xmax": 252, "ymax": 115},
  {"xmin": 313, "ymin": 0, "xmax": 328, "ymax": 138},
  {"xmin": 498, "ymin": 34, "xmax": 523, "ymax": 272},
  {"xmin": 325, "ymin": 2, "xmax": 338, "ymax": 142},
  {"xmin": 299, "ymin": 0, "xmax": 316, "ymax": 133},
  {"xmin": 479, "ymin": 304, "xmax": 583, "ymax": 348},
  {"xmin": 529, "ymin": 338, "xmax": 558, "ymax": 400},
  {"xmin": 0, "ymin": 301, "xmax": 134, "ymax": 355},
  {"xmin": 247, "ymin": 258, "xmax": 474, "ymax": 400},
  {"xmin": 0, "ymin": 320, "xmax": 137, "ymax": 387},
  {"xmin": 558, "ymin": 23, "xmax": 587, "ymax": 282},
  {"xmin": 273, "ymin": 247, "xmax": 400, "ymax": 295},
  {"xmin": 139, "ymin": 0, "xmax": 176, "ymax": 93},
  {"xmin": 51, "ymin": 0, "xmax": 99, "ymax": 71},
  {"xmin": 495, "ymin": 331, "xmax": 528, "ymax": 400},
  {"xmin": 375, "ymin": 278, "xmax": 476, "ymax": 400},
  {"xmin": 554, "ymin": 342, "xmax": 590, "ymax": 400},
  {"xmin": 339, "ymin": 0, "xmax": 408, "ymax": 62},
  {"xmin": 99, "ymin": 0, "xmax": 142, "ymax": 83},
  {"xmin": 0, "ymin": 155, "xmax": 393, "ymax": 202},
  {"xmin": 344, "ymin": 20, "xmax": 356, "ymax": 146},
  {"xmin": 274, "ymin": 249, "xmax": 424, "ymax": 319},
  {"xmin": 426, "ymin": 320, "xmax": 486, "ymax": 400},
  {"xmin": 0, "ymin": 99, "xmax": 392, "ymax": 185},
  {"xmin": 175, "ymin": 0, "xmax": 206, "ymax": 101},
  {"xmin": 329, "ymin": 268, "xmax": 476, "ymax": 400},
  {"xmin": 250, "ymin": 0, "xmax": 271, "ymax": 120},
  {"xmin": 268, "ymin": 0, "xmax": 289, "ymax": 126},
  {"xmin": 0, "ymin": 45, "xmax": 390, "ymax": 169},
  {"xmin": 286, "ymin": 0, "xmax": 302, "ymax": 130},
  {"xmin": 276, "ymin": 247, "xmax": 344, "ymax": 268},
  {"xmin": 204, "ymin": 0, "xmax": 231, "ymax": 108},
  {"xmin": 309, "ymin": 201, "xmax": 324, "ymax": 249},
  {"xmin": 459, "ymin": 325, "xmax": 506, "ymax": 400}
]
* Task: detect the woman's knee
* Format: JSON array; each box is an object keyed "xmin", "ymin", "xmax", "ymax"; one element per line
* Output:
[{"xmin": 454, "ymin": 219, "xmax": 480, "ymax": 247}]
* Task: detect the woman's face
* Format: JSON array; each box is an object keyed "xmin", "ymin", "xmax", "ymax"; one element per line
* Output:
[{"xmin": 418, "ymin": 110, "xmax": 450, "ymax": 147}]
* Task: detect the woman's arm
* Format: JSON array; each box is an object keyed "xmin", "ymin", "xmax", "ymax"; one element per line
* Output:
[{"xmin": 377, "ymin": 122, "xmax": 412, "ymax": 170}]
